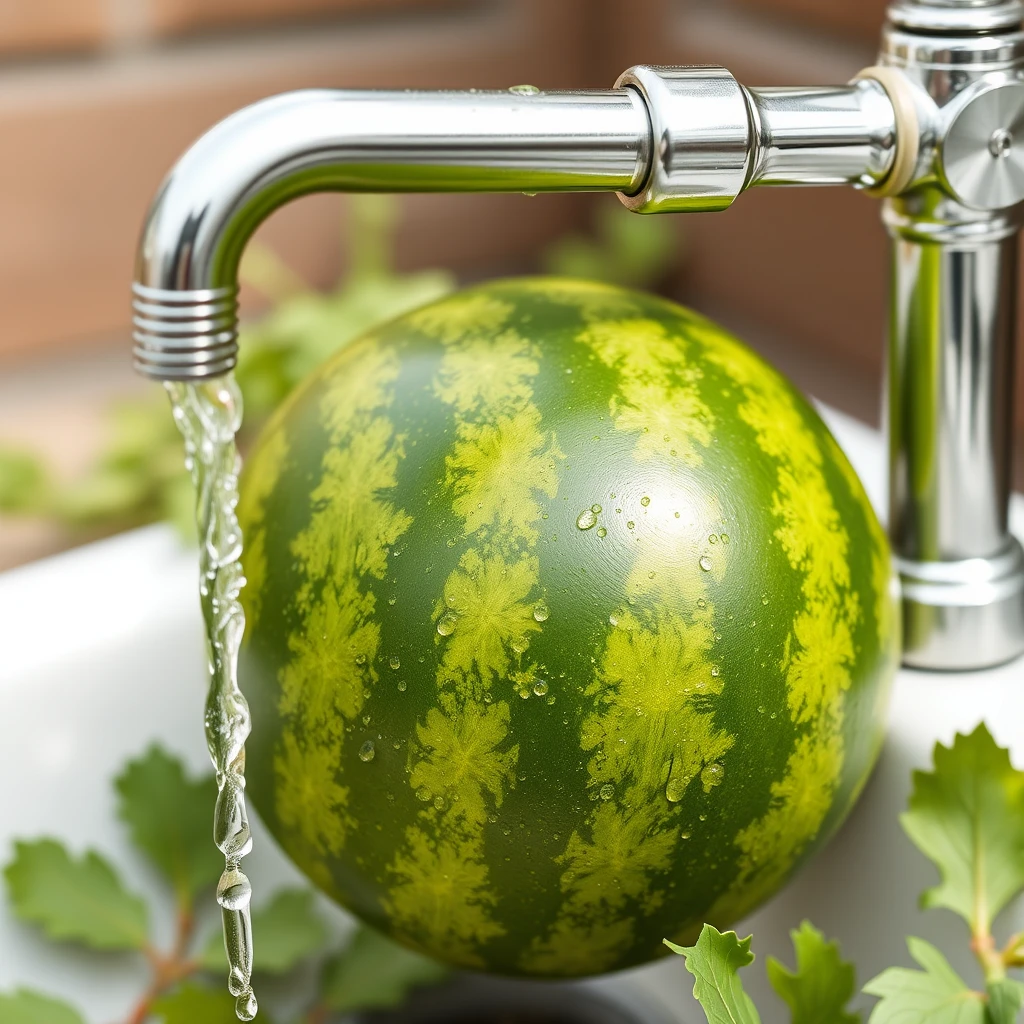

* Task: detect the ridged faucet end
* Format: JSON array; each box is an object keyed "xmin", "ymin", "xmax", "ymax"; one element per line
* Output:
[{"xmin": 132, "ymin": 283, "xmax": 239, "ymax": 381}]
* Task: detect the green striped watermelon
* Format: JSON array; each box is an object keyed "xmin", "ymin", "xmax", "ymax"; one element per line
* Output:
[{"xmin": 238, "ymin": 278, "xmax": 899, "ymax": 978}]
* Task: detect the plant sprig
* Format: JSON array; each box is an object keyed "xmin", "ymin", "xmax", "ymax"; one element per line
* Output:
[
  {"xmin": 1, "ymin": 746, "xmax": 447, "ymax": 1024},
  {"xmin": 669, "ymin": 723, "xmax": 1024, "ymax": 1024}
]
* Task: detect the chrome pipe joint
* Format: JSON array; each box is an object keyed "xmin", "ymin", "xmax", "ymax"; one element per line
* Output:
[{"xmin": 133, "ymin": 0, "xmax": 1024, "ymax": 671}]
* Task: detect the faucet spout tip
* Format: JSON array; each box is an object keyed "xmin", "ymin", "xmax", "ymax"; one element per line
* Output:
[{"xmin": 132, "ymin": 283, "xmax": 239, "ymax": 381}]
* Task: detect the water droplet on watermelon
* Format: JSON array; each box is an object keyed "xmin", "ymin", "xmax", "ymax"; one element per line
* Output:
[
  {"xmin": 702, "ymin": 762, "xmax": 725, "ymax": 788},
  {"xmin": 591, "ymin": 503, "xmax": 603, "ymax": 514},
  {"xmin": 757, "ymin": 705, "xmax": 765, "ymax": 714},
  {"xmin": 627, "ymin": 521, "xmax": 635, "ymax": 530},
  {"xmin": 397, "ymin": 680, "xmax": 407, "ymax": 692},
  {"xmin": 680, "ymin": 830, "xmax": 691, "ymax": 840},
  {"xmin": 358, "ymin": 740, "xmax": 376, "ymax": 762},
  {"xmin": 389, "ymin": 656, "xmax": 400, "ymax": 670},
  {"xmin": 599, "ymin": 784, "xmax": 614, "ymax": 801},
  {"xmin": 709, "ymin": 534, "xmax": 718, "ymax": 544},
  {"xmin": 699, "ymin": 555, "xmax": 713, "ymax": 571},
  {"xmin": 416, "ymin": 787, "xmax": 432, "ymax": 802},
  {"xmin": 640, "ymin": 496, "xmax": 651, "ymax": 507},
  {"xmin": 533, "ymin": 680, "xmax": 549, "ymax": 697},
  {"xmin": 533, "ymin": 601, "xmax": 550, "ymax": 622},
  {"xmin": 597, "ymin": 527, "xmax": 607, "ymax": 538},
  {"xmin": 609, "ymin": 613, "xmax": 619, "ymax": 627},
  {"xmin": 721, "ymin": 533, "xmax": 730, "ymax": 544},
  {"xmin": 665, "ymin": 777, "xmax": 686, "ymax": 802},
  {"xmin": 355, "ymin": 653, "xmax": 367, "ymax": 666},
  {"xmin": 388, "ymin": 596, "xmax": 396, "ymax": 606},
  {"xmin": 697, "ymin": 598, "xmax": 707, "ymax": 609},
  {"xmin": 509, "ymin": 83, "xmax": 541, "ymax": 95},
  {"xmin": 576, "ymin": 509, "xmax": 598, "ymax": 530},
  {"xmin": 710, "ymin": 665, "xmax": 720, "ymax": 677},
  {"xmin": 433, "ymin": 795, "xmax": 446, "ymax": 810},
  {"xmin": 699, "ymin": 813, "xmax": 707, "ymax": 822},
  {"xmin": 511, "ymin": 635, "xmax": 530, "ymax": 654},
  {"xmin": 437, "ymin": 613, "xmax": 458, "ymax": 636},
  {"xmin": 547, "ymin": 695, "xmax": 556, "ymax": 705},
  {"xmin": 761, "ymin": 594, "xmax": 769, "ymax": 605}
]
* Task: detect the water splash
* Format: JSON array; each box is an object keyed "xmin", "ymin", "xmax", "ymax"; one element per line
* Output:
[{"xmin": 166, "ymin": 374, "xmax": 256, "ymax": 1021}]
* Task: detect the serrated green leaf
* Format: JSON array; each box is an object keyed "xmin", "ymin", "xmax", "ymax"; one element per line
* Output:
[
  {"xmin": 864, "ymin": 937, "xmax": 985, "ymax": 1024},
  {"xmin": 986, "ymin": 979, "xmax": 1024, "ymax": 1024},
  {"xmin": 900, "ymin": 724, "xmax": 1024, "ymax": 935},
  {"xmin": 151, "ymin": 983, "xmax": 240, "ymax": 1024},
  {"xmin": 114, "ymin": 745, "xmax": 220, "ymax": 907},
  {"xmin": 665, "ymin": 924, "xmax": 761, "ymax": 1024},
  {"xmin": 321, "ymin": 925, "xmax": 448, "ymax": 1013},
  {"xmin": 0, "ymin": 989, "xmax": 85, "ymax": 1024},
  {"xmin": 200, "ymin": 888, "xmax": 327, "ymax": 974},
  {"xmin": 3, "ymin": 839, "xmax": 147, "ymax": 950},
  {"xmin": 766, "ymin": 921, "xmax": 859, "ymax": 1024}
]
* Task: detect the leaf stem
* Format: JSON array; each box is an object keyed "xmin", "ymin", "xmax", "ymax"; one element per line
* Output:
[
  {"xmin": 124, "ymin": 908, "xmax": 199, "ymax": 1024},
  {"xmin": 971, "ymin": 931, "xmax": 1006, "ymax": 982}
]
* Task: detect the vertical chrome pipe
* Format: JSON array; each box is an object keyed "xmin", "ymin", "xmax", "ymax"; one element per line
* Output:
[{"xmin": 881, "ymin": 3, "xmax": 1024, "ymax": 668}]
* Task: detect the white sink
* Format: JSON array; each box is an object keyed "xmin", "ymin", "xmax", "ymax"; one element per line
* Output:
[{"xmin": 2, "ymin": 405, "xmax": 1021, "ymax": 1023}]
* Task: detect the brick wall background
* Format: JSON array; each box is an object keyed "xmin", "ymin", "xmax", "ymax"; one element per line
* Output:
[{"xmin": 0, "ymin": 0, "xmax": 1017, "ymax": 449}]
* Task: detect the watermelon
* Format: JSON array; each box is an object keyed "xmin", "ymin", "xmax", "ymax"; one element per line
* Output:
[{"xmin": 237, "ymin": 278, "xmax": 899, "ymax": 978}]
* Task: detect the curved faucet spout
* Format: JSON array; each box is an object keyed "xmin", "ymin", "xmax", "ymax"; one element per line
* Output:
[
  {"xmin": 132, "ymin": 70, "xmax": 899, "ymax": 380},
  {"xmin": 132, "ymin": 87, "xmax": 651, "ymax": 379}
]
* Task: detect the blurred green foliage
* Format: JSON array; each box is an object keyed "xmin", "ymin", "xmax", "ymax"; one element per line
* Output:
[{"xmin": 0, "ymin": 197, "xmax": 677, "ymax": 544}]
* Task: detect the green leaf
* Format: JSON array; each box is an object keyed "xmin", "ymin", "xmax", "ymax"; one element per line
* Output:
[
  {"xmin": 3, "ymin": 839, "xmax": 148, "ymax": 950},
  {"xmin": 321, "ymin": 925, "xmax": 448, "ymax": 1013},
  {"xmin": 863, "ymin": 937, "xmax": 985, "ymax": 1024},
  {"xmin": 200, "ymin": 888, "xmax": 328, "ymax": 974},
  {"xmin": 986, "ymin": 979, "xmax": 1024, "ymax": 1024},
  {"xmin": 0, "ymin": 989, "xmax": 85, "ymax": 1024},
  {"xmin": 151, "ymin": 983, "xmax": 240, "ymax": 1024},
  {"xmin": 665, "ymin": 924, "xmax": 761, "ymax": 1024},
  {"xmin": 766, "ymin": 921, "xmax": 859, "ymax": 1024},
  {"xmin": 114, "ymin": 745, "xmax": 220, "ymax": 907},
  {"xmin": 900, "ymin": 724, "xmax": 1024, "ymax": 935}
]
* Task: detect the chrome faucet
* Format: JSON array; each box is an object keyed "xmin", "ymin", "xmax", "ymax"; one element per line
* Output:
[{"xmin": 132, "ymin": 0, "xmax": 1024, "ymax": 672}]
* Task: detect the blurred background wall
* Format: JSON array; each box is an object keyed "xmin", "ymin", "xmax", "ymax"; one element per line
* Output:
[{"xmin": 0, "ymin": 0, "xmax": 1001, "ymax": 567}]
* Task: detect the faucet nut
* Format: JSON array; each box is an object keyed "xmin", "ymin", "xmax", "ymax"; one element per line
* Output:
[{"xmin": 615, "ymin": 65, "xmax": 753, "ymax": 214}]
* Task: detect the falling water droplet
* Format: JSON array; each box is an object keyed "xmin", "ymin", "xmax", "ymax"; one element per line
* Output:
[
  {"xmin": 533, "ymin": 679, "xmax": 549, "ymax": 697},
  {"xmin": 235, "ymin": 991, "xmax": 258, "ymax": 1021},
  {"xmin": 699, "ymin": 555, "xmax": 713, "ymax": 571},
  {"xmin": 576, "ymin": 509, "xmax": 598, "ymax": 530},
  {"xmin": 533, "ymin": 601, "xmax": 550, "ymax": 622},
  {"xmin": 599, "ymin": 783, "xmax": 615, "ymax": 801},
  {"xmin": 358, "ymin": 740, "xmax": 376, "ymax": 762},
  {"xmin": 437, "ymin": 612, "xmax": 458, "ymax": 636},
  {"xmin": 216, "ymin": 868, "xmax": 252, "ymax": 911}
]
